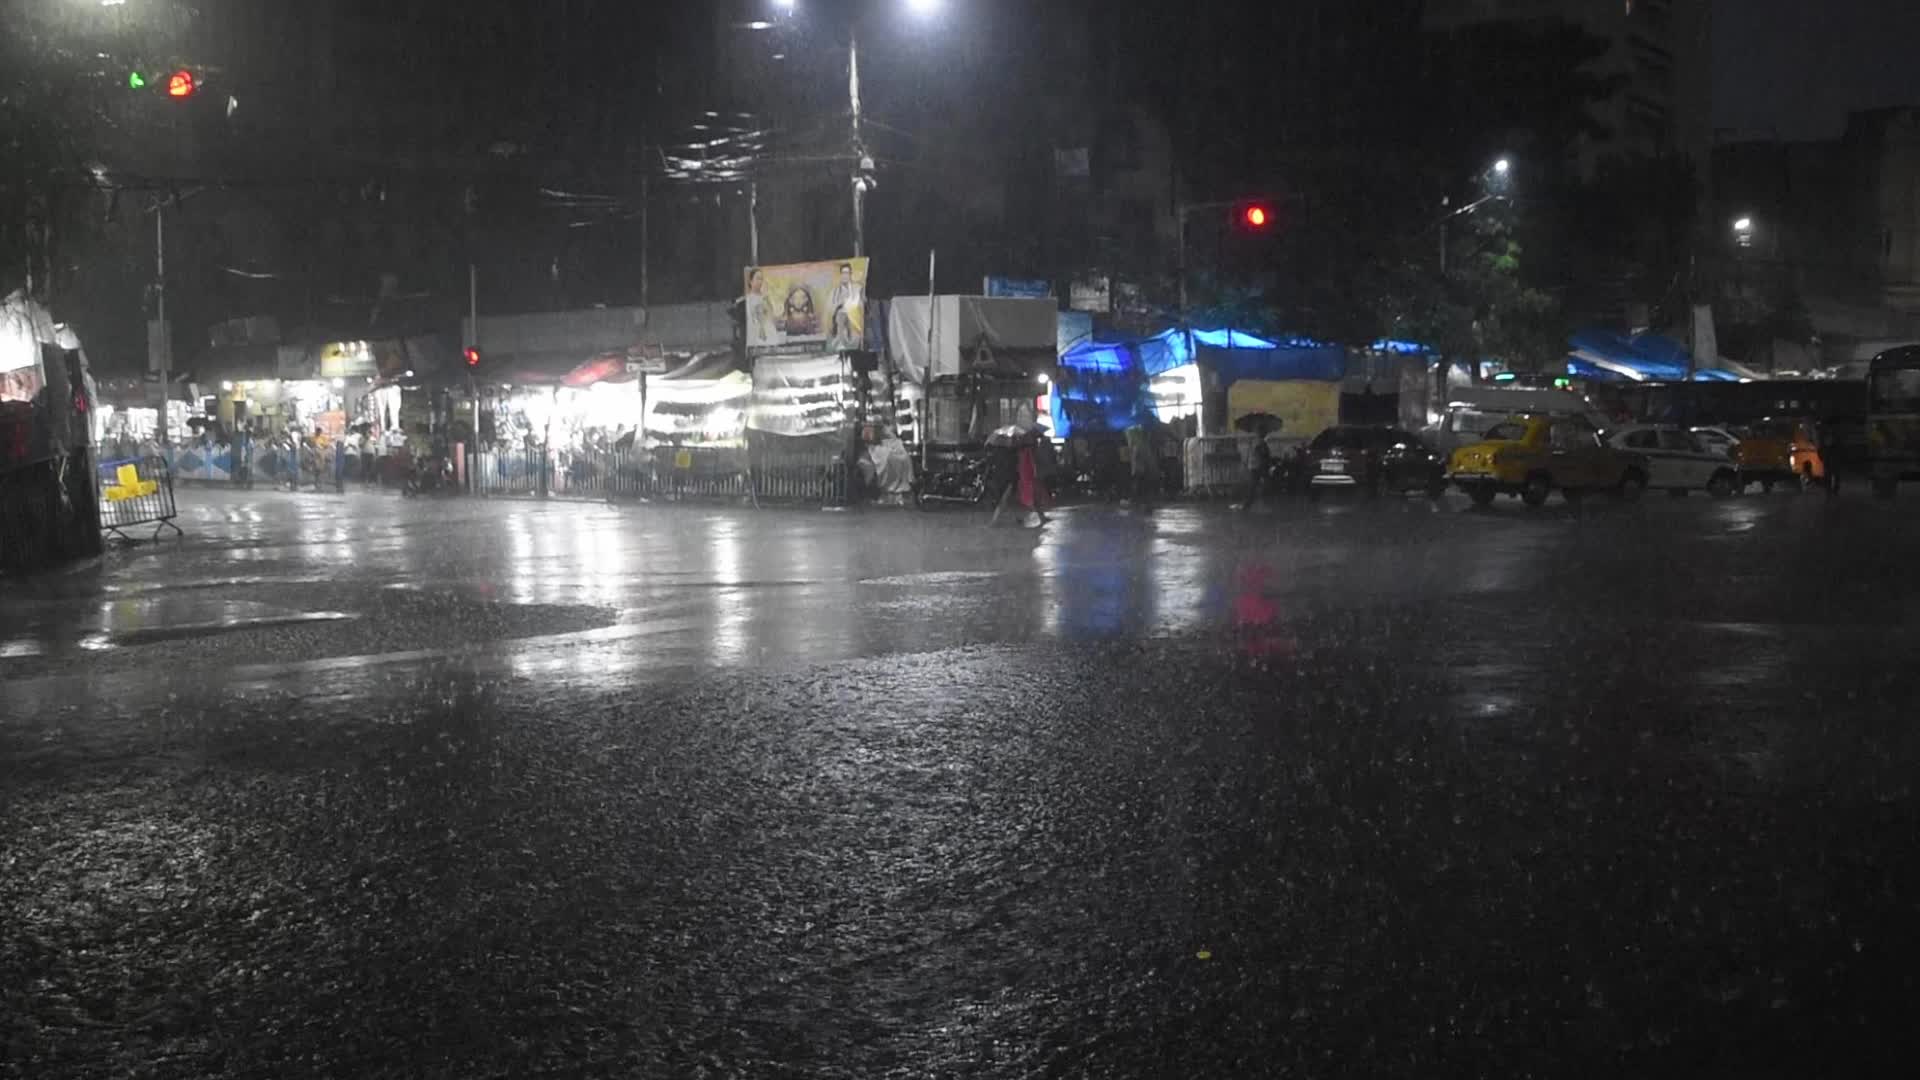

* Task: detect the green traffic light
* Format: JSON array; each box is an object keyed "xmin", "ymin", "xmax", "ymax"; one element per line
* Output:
[{"xmin": 128, "ymin": 72, "xmax": 146, "ymax": 89}]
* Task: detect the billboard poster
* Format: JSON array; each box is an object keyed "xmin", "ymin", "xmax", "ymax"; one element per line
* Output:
[
  {"xmin": 1070, "ymin": 275, "xmax": 1111, "ymax": 313},
  {"xmin": 744, "ymin": 258, "xmax": 870, "ymax": 355}
]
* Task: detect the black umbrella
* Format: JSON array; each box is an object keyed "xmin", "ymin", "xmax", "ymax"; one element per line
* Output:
[
  {"xmin": 1235, "ymin": 412, "xmax": 1284, "ymax": 436},
  {"xmin": 985, "ymin": 424, "xmax": 1039, "ymax": 448}
]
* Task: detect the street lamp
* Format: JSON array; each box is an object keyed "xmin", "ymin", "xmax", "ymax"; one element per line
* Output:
[
  {"xmin": 1733, "ymin": 216, "xmax": 1756, "ymax": 249},
  {"xmin": 767, "ymin": 0, "xmax": 945, "ymax": 258},
  {"xmin": 1440, "ymin": 155, "xmax": 1517, "ymax": 276}
]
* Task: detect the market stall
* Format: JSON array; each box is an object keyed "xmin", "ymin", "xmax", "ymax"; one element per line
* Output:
[{"xmin": 2, "ymin": 290, "xmax": 103, "ymax": 571}]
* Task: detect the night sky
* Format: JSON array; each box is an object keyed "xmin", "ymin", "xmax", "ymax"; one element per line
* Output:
[{"xmin": 1714, "ymin": 0, "xmax": 1920, "ymax": 140}]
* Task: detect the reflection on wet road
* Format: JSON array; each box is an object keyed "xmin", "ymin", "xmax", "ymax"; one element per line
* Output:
[{"xmin": 5, "ymin": 488, "xmax": 1920, "ymax": 1076}]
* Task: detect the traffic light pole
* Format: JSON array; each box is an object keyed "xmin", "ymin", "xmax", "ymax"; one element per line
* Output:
[
  {"xmin": 155, "ymin": 204, "xmax": 169, "ymax": 449},
  {"xmin": 467, "ymin": 262, "xmax": 479, "ymax": 494}
]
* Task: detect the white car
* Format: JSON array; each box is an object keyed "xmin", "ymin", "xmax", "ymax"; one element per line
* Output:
[
  {"xmin": 1606, "ymin": 424, "xmax": 1742, "ymax": 497},
  {"xmin": 1690, "ymin": 426, "xmax": 1742, "ymax": 459}
]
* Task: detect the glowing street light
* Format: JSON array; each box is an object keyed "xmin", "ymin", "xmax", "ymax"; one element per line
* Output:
[
  {"xmin": 757, "ymin": 0, "xmax": 949, "ymax": 256},
  {"xmin": 1493, "ymin": 157, "xmax": 1512, "ymax": 176}
]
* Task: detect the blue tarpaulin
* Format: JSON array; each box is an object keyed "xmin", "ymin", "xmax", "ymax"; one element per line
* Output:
[
  {"xmin": 1053, "ymin": 328, "xmax": 1348, "ymax": 436},
  {"xmin": 1567, "ymin": 328, "xmax": 1739, "ymax": 382}
]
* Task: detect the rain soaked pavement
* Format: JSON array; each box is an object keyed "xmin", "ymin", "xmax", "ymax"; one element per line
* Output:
[{"xmin": 5, "ymin": 486, "xmax": 1920, "ymax": 1076}]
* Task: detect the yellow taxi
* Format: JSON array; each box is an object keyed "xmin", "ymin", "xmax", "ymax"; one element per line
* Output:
[
  {"xmin": 1447, "ymin": 414, "xmax": 1649, "ymax": 507},
  {"xmin": 1735, "ymin": 418, "xmax": 1824, "ymax": 492}
]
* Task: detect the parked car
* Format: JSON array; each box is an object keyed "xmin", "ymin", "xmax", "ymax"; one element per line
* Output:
[
  {"xmin": 1301, "ymin": 425, "xmax": 1448, "ymax": 497},
  {"xmin": 1448, "ymin": 415, "xmax": 1649, "ymax": 507},
  {"xmin": 1607, "ymin": 424, "xmax": 1743, "ymax": 497},
  {"xmin": 1736, "ymin": 418, "xmax": 1825, "ymax": 492},
  {"xmin": 1690, "ymin": 425, "xmax": 1742, "ymax": 459}
]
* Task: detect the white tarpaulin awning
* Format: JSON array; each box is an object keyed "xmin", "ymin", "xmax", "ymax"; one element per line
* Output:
[
  {"xmin": 886, "ymin": 296, "xmax": 1059, "ymax": 385},
  {"xmin": 749, "ymin": 354, "xmax": 853, "ymax": 437}
]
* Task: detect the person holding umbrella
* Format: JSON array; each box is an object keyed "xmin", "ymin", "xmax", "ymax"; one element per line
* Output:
[
  {"xmin": 987, "ymin": 413, "xmax": 1052, "ymax": 528},
  {"xmin": 1236, "ymin": 413, "xmax": 1284, "ymax": 511}
]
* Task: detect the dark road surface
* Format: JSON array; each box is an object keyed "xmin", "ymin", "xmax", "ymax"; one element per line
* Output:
[{"xmin": 6, "ymin": 488, "xmax": 1920, "ymax": 1077}]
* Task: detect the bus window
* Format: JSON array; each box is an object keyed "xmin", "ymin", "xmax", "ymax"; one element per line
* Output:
[{"xmin": 1870, "ymin": 367, "xmax": 1920, "ymax": 415}]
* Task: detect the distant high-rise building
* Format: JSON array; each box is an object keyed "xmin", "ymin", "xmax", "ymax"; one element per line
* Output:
[{"xmin": 1424, "ymin": 0, "xmax": 1712, "ymax": 171}]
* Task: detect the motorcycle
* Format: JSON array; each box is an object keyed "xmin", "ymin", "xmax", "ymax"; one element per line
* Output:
[
  {"xmin": 913, "ymin": 449, "xmax": 1002, "ymax": 510},
  {"xmin": 401, "ymin": 454, "xmax": 455, "ymax": 497}
]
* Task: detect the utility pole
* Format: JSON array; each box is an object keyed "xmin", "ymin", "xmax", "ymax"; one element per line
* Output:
[
  {"xmin": 640, "ymin": 169, "xmax": 651, "ymax": 308},
  {"xmin": 849, "ymin": 28, "xmax": 867, "ymax": 258},
  {"xmin": 749, "ymin": 181, "xmax": 760, "ymax": 266}
]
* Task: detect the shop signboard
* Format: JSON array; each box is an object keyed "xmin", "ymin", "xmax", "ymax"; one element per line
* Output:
[
  {"xmin": 743, "ymin": 258, "xmax": 870, "ymax": 356},
  {"xmin": 319, "ymin": 341, "xmax": 378, "ymax": 379},
  {"xmin": 984, "ymin": 276, "xmax": 1052, "ymax": 300}
]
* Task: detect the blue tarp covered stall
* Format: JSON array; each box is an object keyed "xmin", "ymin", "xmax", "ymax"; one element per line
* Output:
[{"xmin": 1052, "ymin": 328, "xmax": 1348, "ymax": 437}]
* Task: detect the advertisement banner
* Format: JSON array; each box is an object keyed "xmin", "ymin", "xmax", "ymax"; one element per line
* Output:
[
  {"xmin": 1226, "ymin": 379, "xmax": 1340, "ymax": 443},
  {"xmin": 744, "ymin": 258, "xmax": 870, "ymax": 356}
]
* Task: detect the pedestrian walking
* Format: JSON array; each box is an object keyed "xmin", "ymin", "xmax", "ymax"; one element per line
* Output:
[
  {"xmin": 1239, "ymin": 433, "xmax": 1274, "ymax": 511},
  {"xmin": 343, "ymin": 435, "xmax": 360, "ymax": 491},
  {"xmin": 1125, "ymin": 422, "xmax": 1157, "ymax": 509},
  {"xmin": 990, "ymin": 440, "xmax": 1052, "ymax": 527}
]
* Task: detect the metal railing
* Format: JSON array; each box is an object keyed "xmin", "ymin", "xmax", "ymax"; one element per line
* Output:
[{"xmin": 472, "ymin": 445, "xmax": 847, "ymax": 506}]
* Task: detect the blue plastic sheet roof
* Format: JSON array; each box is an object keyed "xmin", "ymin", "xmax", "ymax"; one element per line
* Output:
[
  {"xmin": 1061, "ymin": 327, "xmax": 1345, "ymax": 379},
  {"xmin": 1567, "ymin": 328, "xmax": 1729, "ymax": 382}
]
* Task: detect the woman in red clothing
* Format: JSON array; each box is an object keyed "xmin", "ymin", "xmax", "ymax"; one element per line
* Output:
[{"xmin": 990, "ymin": 417, "xmax": 1053, "ymax": 528}]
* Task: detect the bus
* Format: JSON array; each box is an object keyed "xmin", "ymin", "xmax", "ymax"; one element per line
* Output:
[
  {"xmin": 1866, "ymin": 346, "xmax": 1920, "ymax": 498},
  {"xmin": 1617, "ymin": 379, "xmax": 1866, "ymax": 429}
]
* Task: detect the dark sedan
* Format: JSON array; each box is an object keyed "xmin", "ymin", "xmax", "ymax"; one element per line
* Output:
[{"xmin": 1301, "ymin": 425, "xmax": 1449, "ymax": 497}]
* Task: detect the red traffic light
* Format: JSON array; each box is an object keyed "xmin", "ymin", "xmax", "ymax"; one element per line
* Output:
[
  {"xmin": 463, "ymin": 347, "xmax": 482, "ymax": 369},
  {"xmin": 1244, "ymin": 205, "xmax": 1269, "ymax": 228},
  {"xmin": 166, "ymin": 70, "xmax": 196, "ymax": 98}
]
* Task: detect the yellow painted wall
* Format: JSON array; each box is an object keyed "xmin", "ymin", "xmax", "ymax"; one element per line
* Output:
[{"xmin": 1227, "ymin": 380, "xmax": 1340, "ymax": 441}]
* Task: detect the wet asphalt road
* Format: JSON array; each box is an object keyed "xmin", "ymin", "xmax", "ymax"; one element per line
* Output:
[{"xmin": 5, "ymin": 486, "xmax": 1920, "ymax": 1077}]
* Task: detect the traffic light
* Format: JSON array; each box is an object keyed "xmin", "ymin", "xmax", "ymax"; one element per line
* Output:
[
  {"xmin": 1235, "ymin": 199, "xmax": 1278, "ymax": 232},
  {"xmin": 463, "ymin": 347, "xmax": 483, "ymax": 370},
  {"xmin": 166, "ymin": 70, "xmax": 196, "ymax": 98}
]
